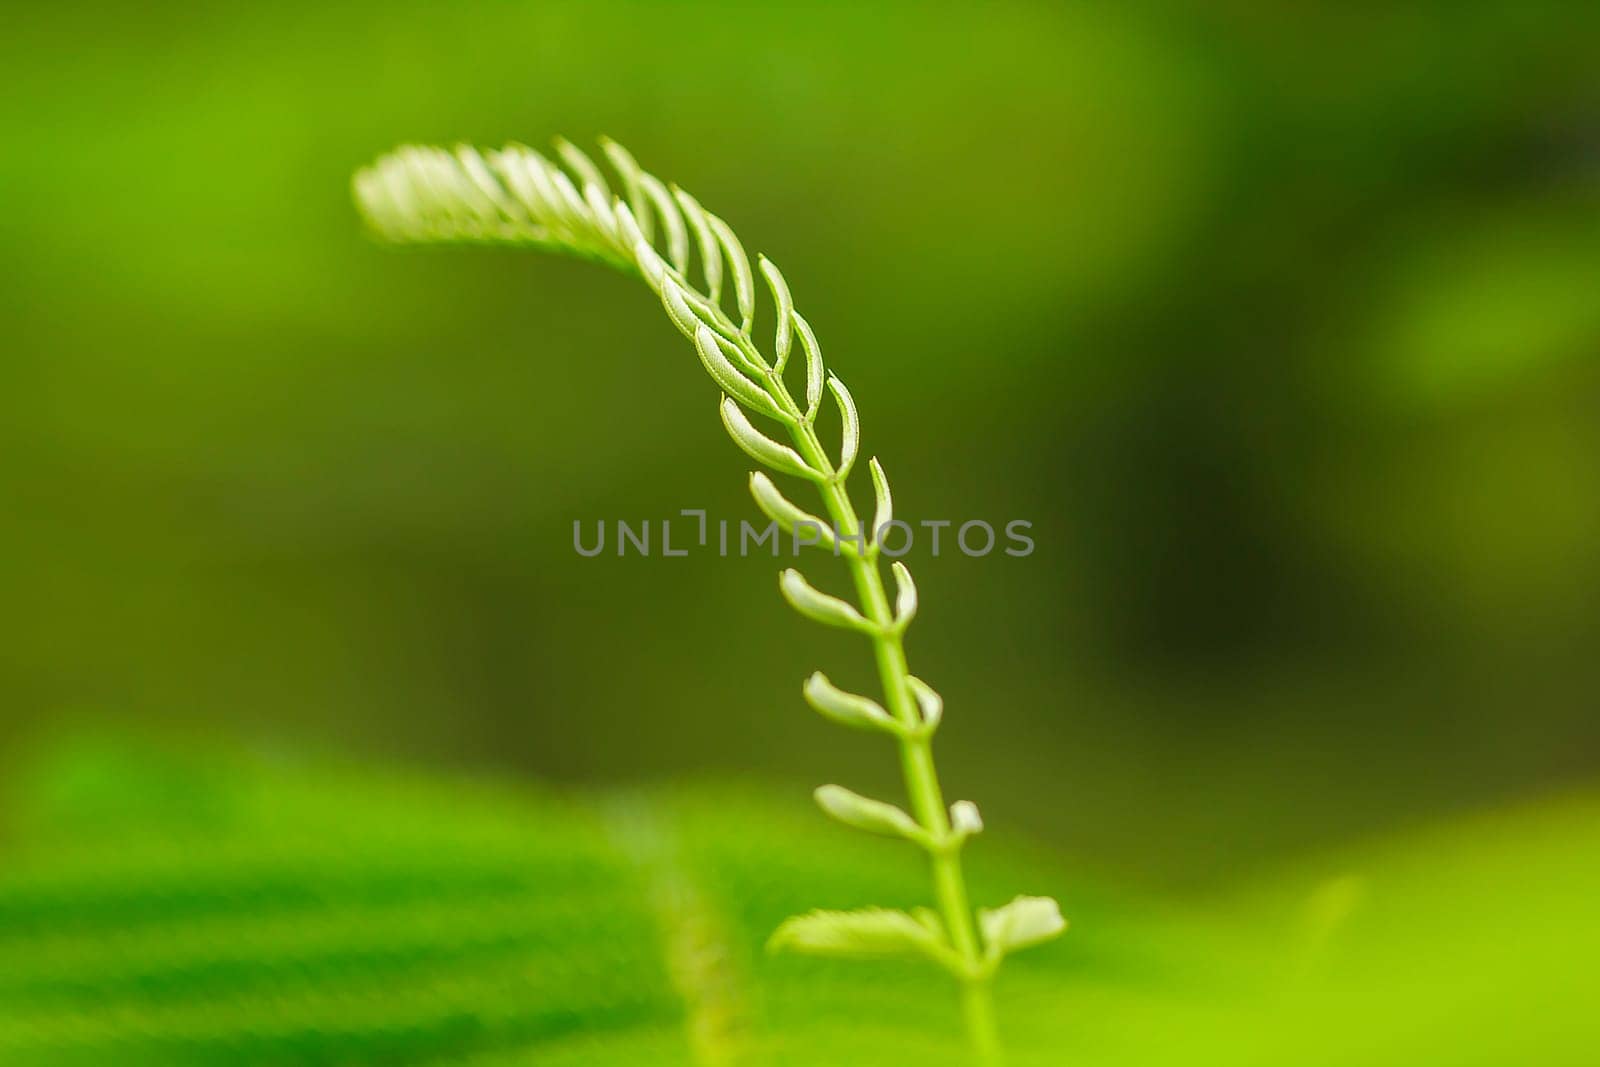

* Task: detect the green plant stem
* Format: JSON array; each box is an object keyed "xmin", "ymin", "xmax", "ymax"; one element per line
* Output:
[
  {"xmin": 666, "ymin": 284, "xmax": 1002, "ymax": 1062},
  {"xmin": 771, "ymin": 382, "xmax": 1001, "ymax": 1065}
]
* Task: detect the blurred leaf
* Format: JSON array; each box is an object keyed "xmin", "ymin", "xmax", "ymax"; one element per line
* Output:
[{"xmin": 1, "ymin": 741, "xmax": 1595, "ymax": 1065}]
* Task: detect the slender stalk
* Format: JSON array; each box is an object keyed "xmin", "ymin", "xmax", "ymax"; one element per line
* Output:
[
  {"xmin": 660, "ymin": 278, "xmax": 1006, "ymax": 1058},
  {"xmin": 776, "ymin": 383, "xmax": 1001, "ymax": 1065}
]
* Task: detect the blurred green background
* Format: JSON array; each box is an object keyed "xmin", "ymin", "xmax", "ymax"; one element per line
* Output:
[{"xmin": 4, "ymin": 0, "xmax": 1598, "ymax": 896}]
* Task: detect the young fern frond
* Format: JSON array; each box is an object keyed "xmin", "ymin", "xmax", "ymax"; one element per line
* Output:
[{"xmin": 353, "ymin": 137, "xmax": 1065, "ymax": 1064}]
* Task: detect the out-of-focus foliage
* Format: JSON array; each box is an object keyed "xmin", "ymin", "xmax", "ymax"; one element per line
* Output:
[
  {"xmin": 2, "ymin": 0, "xmax": 1597, "ymax": 896},
  {"xmin": 1, "ymin": 742, "xmax": 1595, "ymax": 1065}
]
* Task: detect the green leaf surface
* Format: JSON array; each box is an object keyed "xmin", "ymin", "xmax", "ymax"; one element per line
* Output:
[{"xmin": 1, "ymin": 740, "xmax": 1595, "ymax": 1065}]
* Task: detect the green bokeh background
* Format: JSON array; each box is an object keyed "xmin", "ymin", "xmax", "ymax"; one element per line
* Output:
[
  {"xmin": 5, "ymin": 2, "xmax": 1600, "ymax": 1062},
  {"xmin": 4, "ymin": 1, "xmax": 1598, "ymax": 884}
]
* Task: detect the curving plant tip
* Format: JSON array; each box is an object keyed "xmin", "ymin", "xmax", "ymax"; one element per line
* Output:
[{"xmin": 352, "ymin": 137, "xmax": 1065, "ymax": 1064}]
